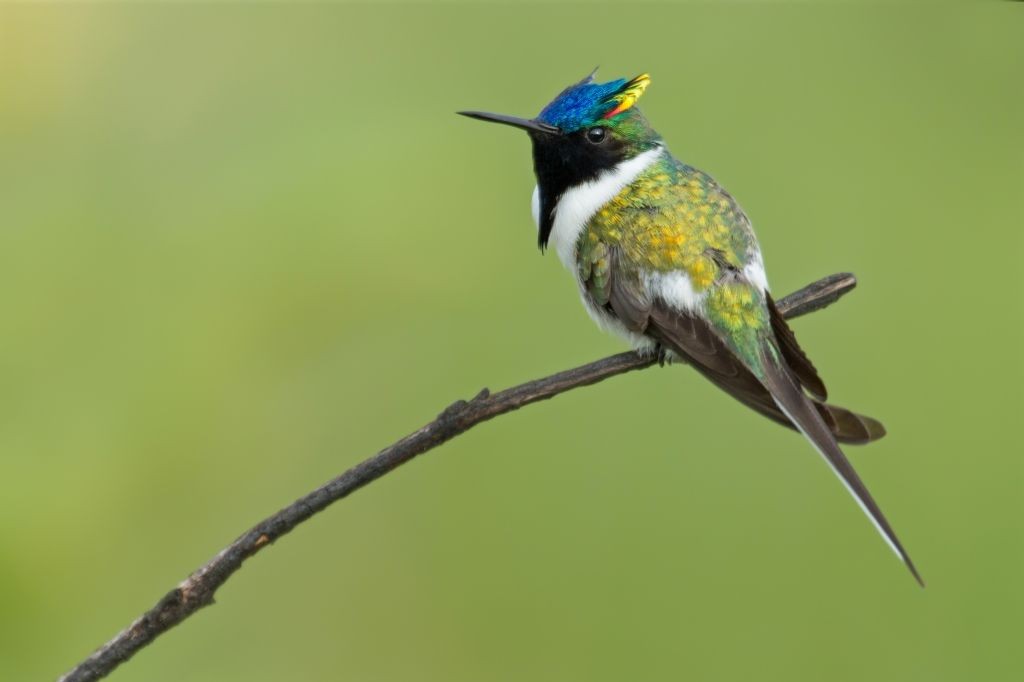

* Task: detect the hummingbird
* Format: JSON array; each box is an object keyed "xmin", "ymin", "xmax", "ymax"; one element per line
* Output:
[{"xmin": 459, "ymin": 71, "xmax": 922, "ymax": 585}]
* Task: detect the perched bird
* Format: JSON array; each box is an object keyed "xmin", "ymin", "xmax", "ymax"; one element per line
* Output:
[{"xmin": 459, "ymin": 71, "xmax": 922, "ymax": 585}]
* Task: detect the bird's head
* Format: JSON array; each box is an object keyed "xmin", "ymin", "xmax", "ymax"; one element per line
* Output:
[{"xmin": 459, "ymin": 71, "xmax": 661, "ymax": 249}]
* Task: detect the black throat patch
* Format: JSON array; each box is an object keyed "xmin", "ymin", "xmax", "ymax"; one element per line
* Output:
[{"xmin": 529, "ymin": 130, "xmax": 630, "ymax": 250}]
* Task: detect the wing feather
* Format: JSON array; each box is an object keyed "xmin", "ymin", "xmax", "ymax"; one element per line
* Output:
[
  {"xmin": 767, "ymin": 293, "xmax": 827, "ymax": 401},
  {"xmin": 582, "ymin": 244, "xmax": 886, "ymax": 444}
]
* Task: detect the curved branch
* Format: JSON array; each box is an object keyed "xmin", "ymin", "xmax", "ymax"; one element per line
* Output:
[{"xmin": 58, "ymin": 272, "xmax": 857, "ymax": 682}]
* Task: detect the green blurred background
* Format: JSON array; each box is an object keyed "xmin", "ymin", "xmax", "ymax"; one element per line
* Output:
[{"xmin": 2, "ymin": 3, "xmax": 1022, "ymax": 681}]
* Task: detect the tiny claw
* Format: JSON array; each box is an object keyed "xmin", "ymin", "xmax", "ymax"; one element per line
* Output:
[{"xmin": 655, "ymin": 344, "xmax": 670, "ymax": 367}]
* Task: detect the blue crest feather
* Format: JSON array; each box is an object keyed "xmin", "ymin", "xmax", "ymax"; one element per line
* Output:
[{"xmin": 536, "ymin": 76, "xmax": 629, "ymax": 131}]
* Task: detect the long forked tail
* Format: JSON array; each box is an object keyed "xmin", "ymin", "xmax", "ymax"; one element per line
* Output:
[
  {"xmin": 706, "ymin": 373, "xmax": 887, "ymax": 445},
  {"xmin": 759, "ymin": 346, "xmax": 924, "ymax": 586}
]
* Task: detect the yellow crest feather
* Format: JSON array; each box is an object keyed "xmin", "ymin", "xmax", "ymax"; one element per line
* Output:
[{"xmin": 604, "ymin": 73, "xmax": 651, "ymax": 119}]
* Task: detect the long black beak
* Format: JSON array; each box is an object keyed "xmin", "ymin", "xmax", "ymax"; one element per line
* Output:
[{"xmin": 457, "ymin": 111, "xmax": 561, "ymax": 136}]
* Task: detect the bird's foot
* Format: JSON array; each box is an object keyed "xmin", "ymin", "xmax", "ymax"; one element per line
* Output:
[{"xmin": 654, "ymin": 344, "xmax": 673, "ymax": 367}]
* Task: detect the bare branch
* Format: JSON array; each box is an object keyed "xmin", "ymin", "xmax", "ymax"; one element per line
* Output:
[{"xmin": 58, "ymin": 273, "xmax": 856, "ymax": 682}]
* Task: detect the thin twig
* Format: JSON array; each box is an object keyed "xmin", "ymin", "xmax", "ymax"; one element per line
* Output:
[{"xmin": 58, "ymin": 272, "xmax": 857, "ymax": 682}]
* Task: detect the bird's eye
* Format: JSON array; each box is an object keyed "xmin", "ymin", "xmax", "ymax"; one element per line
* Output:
[{"xmin": 586, "ymin": 127, "xmax": 607, "ymax": 144}]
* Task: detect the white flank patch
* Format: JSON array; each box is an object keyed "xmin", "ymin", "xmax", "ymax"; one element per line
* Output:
[
  {"xmin": 742, "ymin": 251, "xmax": 769, "ymax": 292},
  {"xmin": 645, "ymin": 270, "xmax": 707, "ymax": 313},
  {"xmin": 546, "ymin": 146, "xmax": 664, "ymax": 270},
  {"xmin": 771, "ymin": 398, "xmax": 907, "ymax": 564}
]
